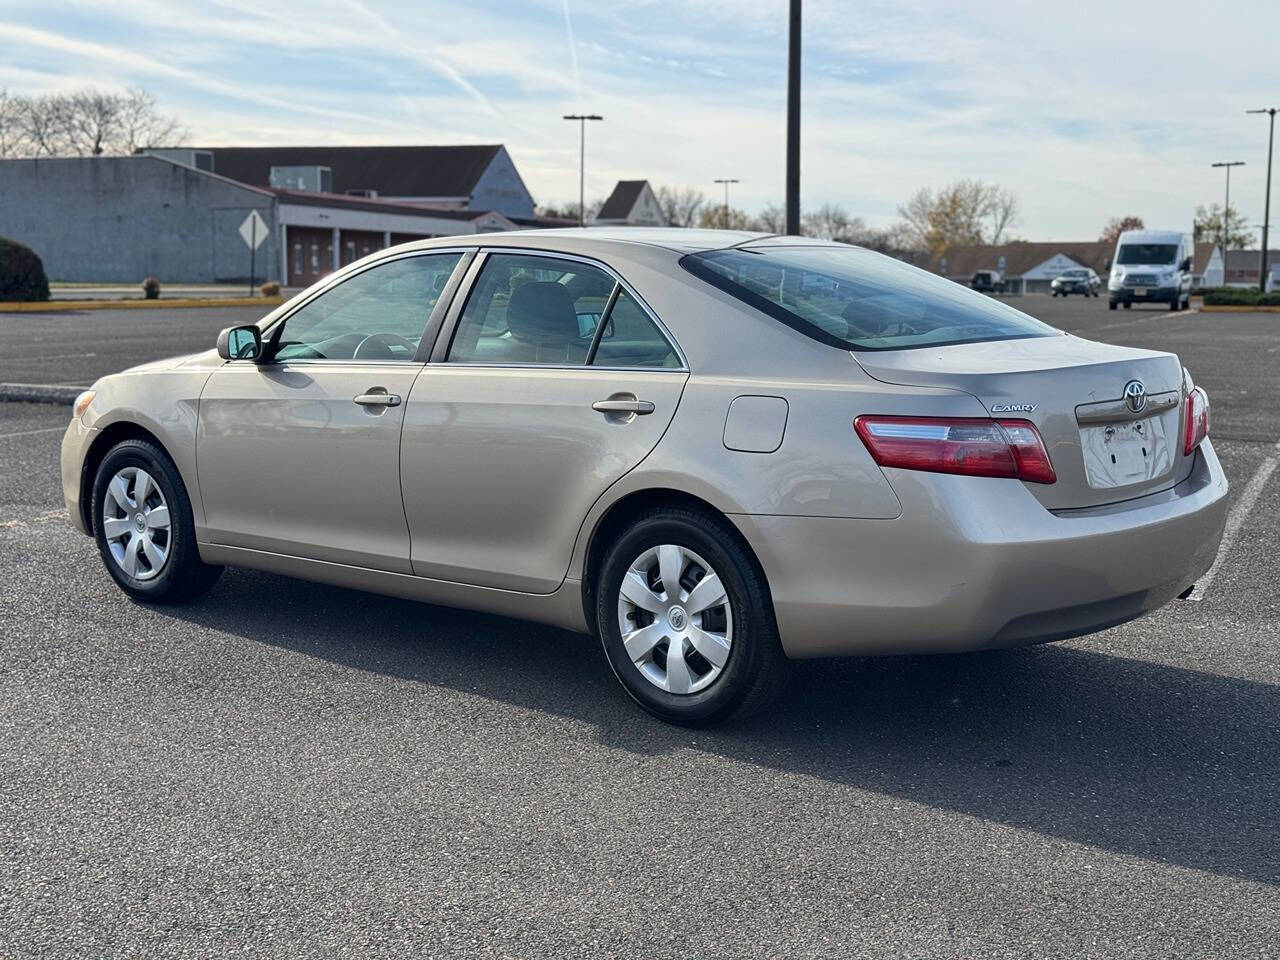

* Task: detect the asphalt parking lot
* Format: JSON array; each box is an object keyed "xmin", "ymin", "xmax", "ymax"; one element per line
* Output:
[{"xmin": 1, "ymin": 296, "xmax": 1278, "ymax": 957}]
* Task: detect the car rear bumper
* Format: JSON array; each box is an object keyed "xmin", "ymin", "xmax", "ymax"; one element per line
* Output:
[{"xmin": 733, "ymin": 439, "xmax": 1229, "ymax": 658}]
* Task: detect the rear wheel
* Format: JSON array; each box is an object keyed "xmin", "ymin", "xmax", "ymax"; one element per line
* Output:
[
  {"xmin": 91, "ymin": 439, "xmax": 222, "ymax": 603},
  {"xmin": 1123, "ymin": 301, "xmax": 1132, "ymax": 309},
  {"xmin": 595, "ymin": 508, "xmax": 788, "ymax": 725},
  {"xmin": 1109, "ymin": 300, "xmax": 1118, "ymax": 310}
]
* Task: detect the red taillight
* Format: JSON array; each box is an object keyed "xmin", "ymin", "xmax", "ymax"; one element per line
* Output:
[
  {"xmin": 853, "ymin": 416, "xmax": 1057, "ymax": 484},
  {"xmin": 1184, "ymin": 386, "xmax": 1210, "ymax": 456}
]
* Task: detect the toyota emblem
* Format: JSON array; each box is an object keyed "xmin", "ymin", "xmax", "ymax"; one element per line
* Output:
[{"xmin": 1123, "ymin": 379, "xmax": 1147, "ymax": 414}]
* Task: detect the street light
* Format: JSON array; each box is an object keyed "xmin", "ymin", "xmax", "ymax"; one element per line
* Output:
[
  {"xmin": 1210, "ymin": 161, "xmax": 1245, "ymax": 259},
  {"xmin": 713, "ymin": 178, "xmax": 739, "ymax": 229},
  {"xmin": 563, "ymin": 113, "xmax": 603, "ymax": 227},
  {"xmin": 1247, "ymin": 108, "xmax": 1277, "ymax": 292},
  {"xmin": 785, "ymin": 0, "xmax": 801, "ymax": 234}
]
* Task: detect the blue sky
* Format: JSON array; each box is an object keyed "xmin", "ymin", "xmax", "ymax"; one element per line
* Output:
[{"xmin": 3, "ymin": 0, "xmax": 1278, "ymax": 239}]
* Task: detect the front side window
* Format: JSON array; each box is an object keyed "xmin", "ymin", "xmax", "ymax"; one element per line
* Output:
[
  {"xmin": 448, "ymin": 253, "xmax": 679, "ymax": 367},
  {"xmin": 682, "ymin": 245, "xmax": 1058, "ymax": 351},
  {"xmin": 272, "ymin": 252, "xmax": 462, "ymax": 362}
]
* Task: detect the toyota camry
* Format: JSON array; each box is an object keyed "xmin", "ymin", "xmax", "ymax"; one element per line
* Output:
[{"xmin": 62, "ymin": 229, "xmax": 1229, "ymax": 725}]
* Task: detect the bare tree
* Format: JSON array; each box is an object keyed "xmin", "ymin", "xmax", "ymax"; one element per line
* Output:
[
  {"xmin": 697, "ymin": 206, "xmax": 751, "ymax": 230},
  {"xmin": 752, "ymin": 203, "xmax": 786, "ymax": 233},
  {"xmin": 0, "ymin": 89, "xmax": 24, "ymax": 157},
  {"xmin": 116, "ymin": 87, "xmax": 184, "ymax": 153},
  {"xmin": 63, "ymin": 89, "xmax": 123, "ymax": 156},
  {"xmin": 14, "ymin": 93, "xmax": 71, "ymax": 156},
  {"xmin": 534, "ymin": 198, "xmax": 603, "ymax": 222},
  {"xmin": 656, "ymin": 185, "xmax": 706, "ymax": 228},
  {"xmin": 0, "ymin": 86, "xmax": 184, "ymax": 158},
  {"xmin": 1099, "ymin": 216, "xmax": 1145, "ymax": 244},
  {"xmin": 802, "ymin": 202, "xmax": 868, "ymax": 242},
  {"xmin": 895, "ymin": 180, "xmax": 1020, "ymax": 254}
]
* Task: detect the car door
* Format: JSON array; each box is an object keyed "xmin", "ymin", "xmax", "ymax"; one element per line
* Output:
[
  {"xmin": 197, "ymin": 250, "xmax": 469, "ymax": 572},
  {"xmin": 400, "ymin": 250, "xmax": 689, "ymax": 594}
]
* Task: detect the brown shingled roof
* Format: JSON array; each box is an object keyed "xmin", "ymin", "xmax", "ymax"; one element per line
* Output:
[
  {"xmin": 193, "ymin": 145, "xmax": 503, "ymax": 198},
  {"xmin": 596, "ymin": 180, "xmax": 648, "ymax": 221},
  {"xmin": 930, "ymin": 241, "xmax": 1112, "ymax": 277}
]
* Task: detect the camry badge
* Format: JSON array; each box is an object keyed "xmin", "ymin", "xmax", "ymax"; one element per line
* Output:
[
  {"xmin": 991, "ymin": 402, "xmax": 1038, "ymax": 413},
  {"xmin": 1123, "ymin": 379, "xmax": 1147, "ymax": 414}
]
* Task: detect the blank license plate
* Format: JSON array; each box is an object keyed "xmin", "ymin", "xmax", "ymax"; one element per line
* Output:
[
  {"xmin": 1079, "ymin": 417, "xmax": 1172, "ymax": 488},
  {"xmin": 1133, "ymin": 287, "xmax": 1148, "ymax": 296}
]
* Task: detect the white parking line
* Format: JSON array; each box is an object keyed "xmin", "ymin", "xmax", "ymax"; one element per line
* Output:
[
  {"xmin": 1187, "ymin": 439, "xmax": 1280, "ymax": 601},
  {"xmin": 0, "ymin": 426, "xmax": 64, "ymax": 440}
]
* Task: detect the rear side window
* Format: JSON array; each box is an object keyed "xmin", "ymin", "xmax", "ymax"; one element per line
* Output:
[
  {"xmin": 681, "ymin": 246, "xmax": 1058, "ymax": 351},
  {"xmin": 448, "ymin": 253, "xmax": 680, "ymax": 368}
]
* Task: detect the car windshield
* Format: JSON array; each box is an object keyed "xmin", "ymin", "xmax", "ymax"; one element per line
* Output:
[
  {"xmin": 1063, "ymin": 270, "xmax": 1087, "ymax": 277},
  {"xmin": 1117, "ymin": 244, "xmax": 1178, "ymax": 265},
  {"xmin": 681, "ymin": 245, "xmax": 1058, "ymax": 351}
]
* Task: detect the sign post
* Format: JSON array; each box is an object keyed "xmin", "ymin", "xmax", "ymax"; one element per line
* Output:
[{"xmin": 238, "ymin": 210, "xmax": 269, "ymax": 296}]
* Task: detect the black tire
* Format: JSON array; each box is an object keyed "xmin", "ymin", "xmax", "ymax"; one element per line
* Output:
[
  {"xmin": 1109, "ymin": 300, "xmax": 1117, "ymax": 310},
  {"xmin": 1123, "ymin": 301, "xmax": 1132, "ymax": 309},
  {"xmin": 1170, "ymin": 295, "xmax": 1180, "ymax": 311},
  {"xmin": 595, "ymin": 507, "xmax": 789, "ymax": 726},
  {"xmin": 91, "ymin": 438, "xmax": 223, "ymax": 603}
]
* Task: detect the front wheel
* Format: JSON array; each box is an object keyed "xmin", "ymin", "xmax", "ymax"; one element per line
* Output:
[
  {"xmin": 595, "ymin": 508, "xmax": 788, "ymax": 725},
  {"xmin": 91, "ymin": 438, "xmax": 223, "ymax": 603},
  {"xmin": 1109, "ymin": 300, "xmax": 1118, "ymax": 310}
]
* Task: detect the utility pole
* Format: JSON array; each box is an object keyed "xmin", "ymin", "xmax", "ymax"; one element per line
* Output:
[
  {"xmin": 1211, "ymin": 161, "xmax": 1245, "ymax": 260},
  {"xmin": 713, "ymin": 178, "xmax": 739, "ymax": 229},
  {"xmin": 785, "ymin": 0, "xmax": 801, "ymax": 235},
  {"xmin": 563, "ymin": 113, "xmax": 603, "ymax": 227},
  {"xmin": 1247, "ymin": 108, "xmax": 1277, "ymax": 292}
]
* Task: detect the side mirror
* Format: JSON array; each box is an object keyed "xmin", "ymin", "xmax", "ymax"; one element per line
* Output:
[
  {"xmin": 217, "ymin": 324, "xmax": 263, "ymax": 361},
  {"xmin": 1181, "ymin": 257, "xmax": 1193, "ymax": 272}
]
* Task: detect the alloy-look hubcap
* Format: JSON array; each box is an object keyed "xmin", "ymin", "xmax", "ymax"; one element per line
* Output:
[
  {"xmin": 102, "ymin": 467, "xmax": 171, "ymax": 581},
  {"xmin": 616, "ymin": 544, "xmax": 733, "ymax": 695}
]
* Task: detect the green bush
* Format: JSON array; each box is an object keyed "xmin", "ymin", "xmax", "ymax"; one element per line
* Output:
[
  {"xmin": 0, "ymin": 237, "xmax": 50, "ymax": 302},
  {"xmin": 1202, "ymin": 287, "xmax": 1280, "ymax": 306},
  {"xmin": 141, "ymin": 276, "xmax": 161, "ymax": 300}
]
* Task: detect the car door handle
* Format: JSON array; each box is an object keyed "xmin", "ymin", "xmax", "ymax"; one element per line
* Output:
[
  {"xmin": 354, "ymin": 392, "xmax": 401, "ymax": 407},
  {"xmin": 592, "ymin": 399, "xmax": 655, "ymax": 415}
]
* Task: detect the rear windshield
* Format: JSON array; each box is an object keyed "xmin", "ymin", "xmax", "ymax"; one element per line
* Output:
[
  {"xmin": 681, "ymin": 246, "xmax": 1058, "ymax": 351},
  {"xmin": 1117, "ymin": 243, "xmax": 1177, "ymax": 265}
]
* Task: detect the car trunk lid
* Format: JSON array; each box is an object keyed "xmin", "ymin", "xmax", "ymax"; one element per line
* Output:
[{"xmin": 851, "ymin": 334, "xmax": 1190, "ymax": 509}]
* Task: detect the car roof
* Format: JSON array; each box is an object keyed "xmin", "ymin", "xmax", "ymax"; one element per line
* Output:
[{"xmin": 396, "ymin": 227, "xmax": 852, "ymax": 256}]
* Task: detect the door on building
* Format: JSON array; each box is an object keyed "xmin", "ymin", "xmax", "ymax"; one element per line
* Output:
[
  {"xmin": 340, "ymin": 230, "xmax": 385, "ymax": 267},
  {"xmin": 196, "ymin": 250, "xmax": 467, "ymax": 572},
  {"xmin": 288, "ymin": 227, "xmax": 334, "ymax": 287}
]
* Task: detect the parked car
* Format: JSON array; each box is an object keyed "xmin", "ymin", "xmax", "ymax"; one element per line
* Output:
[
  {"xmin": 1050, "ymin": 268, "xmax": 1101, "ymax": 297},
  {"xmin": 1108, "ymin": 229, "xmax": 1194, "ymax": 311},
  {"xmin": 969, "ymin": 269, "xmax": 1005, "ymax": 294},
  {"xmin": 62, "ymin": 230, "xmax": 1228, "ymax": 725}
]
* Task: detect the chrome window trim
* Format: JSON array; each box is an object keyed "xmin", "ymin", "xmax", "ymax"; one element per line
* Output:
[
  {"xmin": 433, "ymin": 247, "xmax": 689, "ymax": 372},
  {"xmin": 257, "ymin": 247, "xmax": 475, "ymax": 365}
]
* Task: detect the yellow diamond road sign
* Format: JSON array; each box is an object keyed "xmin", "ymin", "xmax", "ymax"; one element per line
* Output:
[{"xmin": 238, "ymin": 210, "xmax": 269, "ymax": 250}]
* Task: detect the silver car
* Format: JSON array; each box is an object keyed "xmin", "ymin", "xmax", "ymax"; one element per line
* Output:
[{"xmin": 61, "ymin": 229, "xmax": 1229, "ymax": 725}]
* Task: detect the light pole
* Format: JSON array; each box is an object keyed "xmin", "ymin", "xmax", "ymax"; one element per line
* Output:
[
  {"xmin": 713, "ymin": 178, "xmax": 739, "ymax": 228},
  {"xmin": 1211, "ymin": 161, "xmax": 1245, "ymax": 260},
  {"xmin": 1247, "ymin": 108, "xmax": 1277, "ymax": 292},
  {"xmin": 563, "ymin": 113, "xmax": 603, "ymax": 227},
  {"xmin": 785, "ymin": 0, "xmax": 801, "ymax": 234}
]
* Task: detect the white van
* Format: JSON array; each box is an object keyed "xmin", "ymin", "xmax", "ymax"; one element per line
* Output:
[{"xmin": 1107, "ymin": 229, "xmax": 1194, "ymax": 311}]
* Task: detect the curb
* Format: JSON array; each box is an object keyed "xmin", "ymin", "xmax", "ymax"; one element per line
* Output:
[
  {"xmin": 0, "ymin": 296, "xmax": 283, "ymax": 313},
  {"xmin": 1198, "ymin": 305, "xmax": 1280, "ymax": 313},
  {"xmin": 0, "ymin": 383, "xmax": 82, "ymax": 405}
]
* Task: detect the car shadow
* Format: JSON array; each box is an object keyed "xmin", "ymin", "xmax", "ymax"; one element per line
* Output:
[{"xmin": 168, "ymin": 567, "xmax": 1279, "ymax": 888}]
